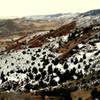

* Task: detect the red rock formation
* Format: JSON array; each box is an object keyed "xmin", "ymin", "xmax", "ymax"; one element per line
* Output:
[{"xmin": 4, "ymin": 21, "xmax": 76, "ymax": 52}]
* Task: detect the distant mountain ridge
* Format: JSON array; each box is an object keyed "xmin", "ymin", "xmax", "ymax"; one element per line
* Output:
[
  {"xmin": 23, "ymin": 13, "xmax": 79, "ymax": 20},
  {"xmin": 0, "ymin": 9, "xmax": 100, "ymax": 36},
  {"xmin": 24, "ymin": 9, "xmax": 100, "ymax": 20},
  {"xmin": 81, "ymin": 9, "xmax": 100, "ymax": 16}
]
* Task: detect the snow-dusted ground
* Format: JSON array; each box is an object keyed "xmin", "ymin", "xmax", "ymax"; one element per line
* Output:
[
  {"xmin": 1, "ymin": 13, "xmax": 100, "ymax": 92},
  {"xmin": 0, "ymin": 34, "xmax": 69, "ymax": 91},
  {"xmin": 0, "ymin": 30, "xmax": 100, "ymax": 92}
]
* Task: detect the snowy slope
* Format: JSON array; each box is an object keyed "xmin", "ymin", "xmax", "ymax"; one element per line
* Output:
[
  {"xmin": 0, "ymin": 9, "xmax": 100, "ymax": 92},
  {"xmin": 0, "ymin": 29, "xmax": 100, "ymax": 92}
]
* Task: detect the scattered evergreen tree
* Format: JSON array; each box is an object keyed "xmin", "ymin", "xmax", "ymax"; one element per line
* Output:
[
  {"xmin": 79, "ymin": 58, "xmax": 83, "ymax": 62},
  {"xmin": 28, "ymin": 72, "xmax": 33, "ymax": 79},
  {"xmin": 39, "ymin": 80, "xmax": 47, "ymax": 88},
  {"xmin": 59, "ymin": 70, "xmax": 70, "ymax": 83},
  {"xmin": 35, "ymin": 74, "xmax": 41, "ymax": 81},
  {"xmin": 83, "ymin": 54, "xmax": 86, "ymax": 59},
  {"xmin": 11, "ymin": 63, "xmax": 14, "ymax": 66},
  {"xmin": 5, "ymin": 84, "xmax": 12, "ymax": 91},
  {"xmin": 16, "ymin": 69, "xmax": 23, "ymax": 73},
  {"xmin": 83, "ymin": 61, "xmax": 86, "ymax": 65},
  {"xmin": 1, "ymin": 71, "xmax": 6, "ymax": 83},
  {"xmin": 94, "ymin": 52, "xmax": 99, "ymax": 56},
  {"xmin": 36, "ymin": 49, "xmax": 41, "ymax": 52},
  {"xmin": 70, "ymin": 67, "xmax": 76, "ymax": 76},
  {"xmin": 54, "ymin": 68, "xmax": 61, "ymax": 76},
  {"xmin": 43, "ymin": 59, "xmax": 49, "ymax": 66},
  {"xmin": 89, "ymin": 58, "xmax": 94, "ymax": 62},
  {"xmin": 26, "ymin": 60, "xmax": 29, "ymax": 64},
  {"xmin": 22, "ymin": 51, "xmax": 26, "ymax": 54},
  {"xmin": 84, "ymin": 65, "xmax": 89, "ymax": 72},
  {"xmin": 5, "ymin": 60, "xmax": 8, "ymax": 64},
  {"xmin": 31, "ymin": 56, "xmax": 36, "ymax": 61},
  {"xmin": 74, "ymin": 57, "xmax": 78, "ymax": 64},
  {"xmin": 7, "ymin": 72, "xmax": 9, "ymax": 76},
  {"xmin": 52, "ymin": 58, "xmax": 59, "ymax": 65},
  {"xmin": 48, "ymin": 65, "xmax": 53, "ymax": 74},
  {"xmin": 63, "ymin": 62, "xmax": 68, "ymax": 69},
  {"xmin": 28, "ymin": 67, "xmax": 31, "ymax": 72},
  {"xmin": 49, "ymin": 79, "xmax": 57, "ymax": 86},
  {"xmin": 31, "ymin": 62, "xmax": 35, "ymax": 65},
  {"xmin": 78, "ymin": 64, "xmax": 81, "ymax": 69},
  {"xmin": 10, "ymin": 70, "xmax": 14, "ymax": 74},
  {"xmin": 76, "ymin": 71, "xmax": 83, "ymax": 79},
  {"xmin": 71, "ymin": 58, "xmax": 73, "ymax": 63},
  {"xmin": 36, "ymin": 54, "xmax": 40, "ymax": 57},
  {"xmin": 32, "ymin": 67, "xmax": 38, "ymax": 74},
  {"xmin": 39, "ymin": 68, "xmax": 43, "ymax": 73},
  {"xmin": 42, "ymin": 52, "xmax": 46, "ymax": 55},
  {"xmin": 24, "ymin": 83, "xmax": 33, "ymax": 91},
  {"xmin": 41, "ymin": 70, "xmax": 46, "ymax": 79}
]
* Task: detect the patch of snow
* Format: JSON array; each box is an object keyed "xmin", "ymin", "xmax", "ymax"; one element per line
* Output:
[{"xmin": 96, "ymin": 43, "xmax": 100, "ymax": 50}]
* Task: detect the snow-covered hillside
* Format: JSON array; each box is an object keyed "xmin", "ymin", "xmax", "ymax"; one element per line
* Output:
[
  {"xmin": 0, "ymin": 26, "xmax": 100, "ymax": 92},
  {"xmin": 0, "ymin": 9, "xmax": 100, "ymax": 93}
]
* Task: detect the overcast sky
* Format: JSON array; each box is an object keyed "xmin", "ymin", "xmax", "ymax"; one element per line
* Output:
[{"xmin": 0, "ymin": 0, "xmax": 100, "ymax": 18}]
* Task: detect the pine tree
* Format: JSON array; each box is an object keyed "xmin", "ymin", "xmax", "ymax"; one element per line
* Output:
[
  {"xmin": 63, "ymin": 63, "xmax": 68, "ymax": 69},
  {"xmin": 74, "ymin": 57, "xmax": 78, "ymax": 64},
  {"xmin": 32, "ymin": 67, "xmax": 37, "ymax": 74},
  {"xmin": 83, "ymin": 54, "xmax": 86, "ymax": 59},
  {"xmin": 48, "ymin": 65, "xmax": 53, "ymax": 74}
]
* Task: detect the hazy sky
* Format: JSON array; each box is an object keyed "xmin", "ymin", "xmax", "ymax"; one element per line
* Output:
[{"xmin": 0, "ymin": 0, "xmax": 100, "ymax": 18}]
